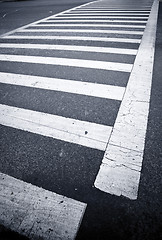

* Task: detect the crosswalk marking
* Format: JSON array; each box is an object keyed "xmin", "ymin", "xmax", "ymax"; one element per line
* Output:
[
  {"xmin": 0, "ymin": 0, "xmax": 117, "ymax": 237},
  {"xmin": 0, "ymin": 54, "xmax": 133, "ymax": 72},
  {"xmin": 19, "ymin": 28, "xmax": 144, "ymax": 35},
  {"xmin": 45, "ymin": 20, "xmax": 147, "ymax": 23},
  {"xmin": 0, "ymin": 172, "xmax": 87, "ymax": 240},
  {"xmin": 0, "ymin": 0, "xmax": 156, "ymax": 238},
  {"xmin": 33, "ymin": 24, "xmax": 146, "ymax": 28},
  {"xmin": 0, "ymin": 43, "xmax": 138, "ymax": 55},
  {"xmin": 0, "ymin": 72, "xmax": 125, "ymax": 101},
  {"xmin": 95, "ymin": 0, "xmax": 158, "ymax": 200},
  {"xmin": 0, "ymin": 104, "xmax": 112, "ymax": 151},
  {"xmin": 0, "ymin": 0, "xmax": 154, "ymax": 205},
  {"xmin": 3, "ymin": 35, "xmax": 141, "ymax": 43}
]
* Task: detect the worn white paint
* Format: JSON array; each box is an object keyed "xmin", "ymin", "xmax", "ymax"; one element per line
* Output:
[
  {"xmin": 0, "ymin": 172, "xmax": 86, "ymax": 240},
  {"xmin": 0, "ymin": 54, "xmax": 133, "ymax": 72},
  {"xmin": 3, "ymin": 35, "xmax": 141, "ymax": 43},
  {"xmin": 107, "ymin": 101, "xmax": 150, "ymax": 152},
  {"xmin": 95, "ymin": 0, "xmax": 159, "ymax": 200},
  {"xmin": 95, "ymin": 163, "xmax": 141, "ymax": 200},
  {"xmin": 0, "ymin": 104, "xmax": 112, "ymax": 151},
  {"xmin": 0, "ymin": 43, "xmax": 137, "ymax": 55},
  {"xmin": 103, "ymin": 144, "xmax": 143, "ymax": 172},
  {"xmin": 19, "ymin": 28, "xmax": 144, "ymax": 35},
  {"xmin": 0, "ymin": 72, "xmax": 125, "ymax": 101},
  {"xmin": 34, "ymin": 23, "xmax": 146, "ymax": 28}
]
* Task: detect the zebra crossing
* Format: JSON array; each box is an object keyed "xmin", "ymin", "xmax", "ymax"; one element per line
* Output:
[
  {"xmin": 0, "ymin": 0, "xmax": 158, "ymax": 239},
  {"xmin": 0, "ymin": 0, "xmax": 145, "ymax": 151},
  {"xmin": 0, "ymin": 0, "xmax": 153, "ymax": 202}
]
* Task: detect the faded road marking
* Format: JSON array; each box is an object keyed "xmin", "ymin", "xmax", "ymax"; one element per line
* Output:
[{"xmin": 0, "ymin": 172, "xmax": 86, "ymax": 240}]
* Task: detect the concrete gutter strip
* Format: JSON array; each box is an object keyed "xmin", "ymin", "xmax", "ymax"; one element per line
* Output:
[{"xmin": 0, "ymin": 172, "xmax": 87, "ymax": 240}]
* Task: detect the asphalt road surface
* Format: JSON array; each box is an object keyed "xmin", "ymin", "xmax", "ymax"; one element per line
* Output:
[{"xmin": 0, "ymin": 0, "xmax": 161, "ymax": 239}]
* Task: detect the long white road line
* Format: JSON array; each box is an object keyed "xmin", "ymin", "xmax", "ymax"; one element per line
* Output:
[
  {"xmin": 70, "ymin": 10, "xmax": 150, "ymax": 13},
  {"xmin": 95, "ymin": 0, "xmax": 159, "ymax": 200},
  {"xmin": 83, "ymin": 5, "xmax": 151, "ymax": 8},
  {"xmin": 0, "ymin": 43, "xmax": 138, "ymax": 55},
  {"xmin": 45, "ymin": 20, "xmax": 147, "ymax": 23},
  {"xmin": 34, "ymin": 23, "xmax": 146, "ymax": 28},
  {"xmin": 0, "ymin": 172, "xmax": 87, "ymax": 240},
  {"xmin": 0, "ymin": 72, "xmax": 125, "ymax": 101},
  {"xmin": 0, "ymin": 104, "xmax": 112, "ymax": 151},
  {"xmin": 80, "ymin": 8, "xmax": 151, "ymax": 10},
  {"xmin": 0, "ymin": 54, "xmax": 133, "ymax": 72},
  {"xmin": 54, "ymin": 16, "xmax": 149, "ymax": 19},
  {"xmin": 63, "ymin": 13, "xmax": 149, "ymax": 15},
  {"xmin": 19, "ymin": 29, "xmax": 144, "ymax": 35},
  {"xmin": 79, "ymin": 5, "xmax": 151, "ymax": 7},
  {"xmin": 3, "ymin": 35, "xmax": 141, "ymax": 43}
]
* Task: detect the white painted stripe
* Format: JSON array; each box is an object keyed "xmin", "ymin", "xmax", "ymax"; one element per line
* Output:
[
  {"xmin": 46, "ymin": 19, "xmax": 147, "ymax": 23},
  {"xmin": 0, "ymin": 72, "xmax": 125, "ymax": 101},
  {"xmin": 85, "ymin": 5, "xmax": 150, "ymax": 7},
  {"xmin": 81, "ymin": 8, "xmax": 151, "ymax": 10},
  {"xmin": 81, "ymin": 7, "xmax": 151, "ymax": 8},
  {"xmin": 19, "ymin": 29, "xmax": 143, "ymax": 35},
  {"xmin": 0, "ymin": 104, "xmax": 112, "ymax": 150},
  {"xmin": 55, "ymin": 16, "xmax": 148, "ymax": 19},
  {"xmin": 0, "ymin": 172, "xmax": 86, "ymax": 240},
  {"xmin": 0, "ymin": 43, "xmax": 138, "ymax": 55},
  {"xmin": 70, "ymin": 10, "xmax": 150, "ymax": 13},
  {"xmin": 35, "ymin": 23, "xmax": 146, "ymax": 28},
  {"xmin": 64, "ymin": 13, "xmax": 149, "ymax": 15},
  {"xmin": 81, "ymin": 5, "xmax": 151, "ymax": 7},
  {"xmin": 0, "ymin": 54, "xmax": 133, "ymax": 72},
  {"xmin": 94, "ymin": 0, "xmax": 159, "ymax": 200},
  {"xmin": 81, "ymin": 5, "xmax": 151, "ymax": 6},
  {"xmin": 3, "ymin": 35, "xmax": 141, "ymax": 43}
]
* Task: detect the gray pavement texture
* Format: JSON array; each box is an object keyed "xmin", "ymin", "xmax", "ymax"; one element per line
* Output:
[
  {"xmin": 0, "ymin": 0, "xmax": 162, "ymax": 240},
  {"xmin": 0, "ymin": 0, "xmax": 94, "ymax": 35}
]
